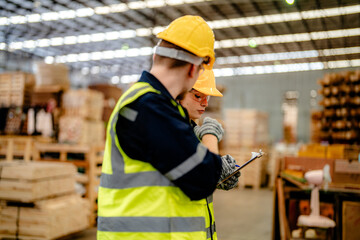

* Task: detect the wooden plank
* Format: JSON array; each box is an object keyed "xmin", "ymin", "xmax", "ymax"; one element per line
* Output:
[
  {"xmin": 342, "ymin": 201, "xmax": 360, "ymax": 240},
  {"xmin": 276, "ymin": 178, "xmax": 290, "ymax": 240},
  {"xmin": 0, "ymin": 177, "xmax": 75, "ymax": 202},
  {"xmin": 0, "ymin": 161, "xmax": 76, "ymax": 180}
]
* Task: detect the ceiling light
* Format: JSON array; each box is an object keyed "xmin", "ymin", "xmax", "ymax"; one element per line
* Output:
[
  {"xmin": 152, "ymin": 27, "xmax": 165, "ymax": 35},
  {"xmin": 166, "ymin": 0, "xmax": 184, "ymax": 5},
  {"xmin": 115, "ymin": 50, "xmax": 126, "ymax": 58},
  {"xmin": 95, "ymin": 6, "xmax": 111, "ymax": 15},
  {"xmin": 27, "ymin": 14, "xmax": 41, "ymax": 23},
  {"xmin": 128, "ymin": 1, "xmax": 147, "ymax": 9},
  {"xmin": 126, "ymin": 49, "xmax": 140, "ymax": 57},
  {"xmin": 36, "ymin": 39, "xmax": 50, "ymax": 47},
  {"xmin": 50, "ymin": 37, "xmax": 63, "ymax": 46},
  {"xmin": 286, "ymin": 0, "xmax": 295, "ymax": 5},
  {"xmin": 81, "ymin": 67, "xmax": 89, "ymax": 75},
  {"xmin": 111, "ymin": 76, "xmax": 120, "ymax": 84},
  {"xmin": 140, "ymin": 47, "xmax": 154, "ymax": 56},
  {"xmin": 9, "ymin": 42, "xmax": 23, "ymax": 50},
  {"xmin": 41, "ymin": 12, "xmax": 59, "ymax": 21},
  {"xmin": 77, "ymin": 35, "xmax": 91, "ymax": 43},
  {"xmin": 136, "ymin": 28, "xmax": 152, "ymax": 37},
  {"xmin": 66, "ymin": 54, "xmax": 78, "ymax": 62},
  {"xmin": 91, "ymin": 66, "xmax": 100, "ymax": 74},
  {"xmin": 91, "ymin": 33, "xmax": 105, "ymax": 42},
  {"xmin": 147, "ymin": 0, "xmax": 166, "ymax": 8},
  {"xmin": 78, "ymin": 53, "xmax": 90, "ymax": 61},
  {"xmin": 121, "ymin": 75, "xmax": 140, "ymax": 84},
  {"xmin": 76, "ymin": 8, "xmax": 94, "ymax": 17},
  {"xmin": 64, "ymin": 36, "xmax": 77, "ymax": 45},
  {"xmin": 110, "ymin": 4, "xmax": 129, "ymax": 12},
  {"xmin": 119, "ymin": 30, "xmax": 136, "ymax": 39},
  {"xmin": 103, "ymin": 51, "xmax": 115, "ymax": 59},
  {"xmin": 59, "ymin": 10, "xmax": 76, "ymax": 19},
  {"xmin": 10, "ymin": 16, "xmax": 27, "ymax": 24},
  {"xmin": 106, "ymin": 31, "xmax": 120, "ymax": 40},
  {"xmin": 44, "ymin": 56, "xmax": 54, "ymax": 64},
  {"xmin": 91, "ymin": 52, "xmax": 103, "ymax": 60},
  {"xmin": 23, "ymin": 40, "xmax": 36, "ymax": 48},
  {"xmin": 0, "ymin": 17, "xmax": 9, "ymax": 26}
]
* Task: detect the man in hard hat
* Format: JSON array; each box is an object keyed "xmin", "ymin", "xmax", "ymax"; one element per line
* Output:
[
  {"xmin": 178, "ymin": 69, "xmax": 241, "ymax": 239},
  {"xmin": 97, "ymin": 15, "xmax": 240, "ymax": 240}
]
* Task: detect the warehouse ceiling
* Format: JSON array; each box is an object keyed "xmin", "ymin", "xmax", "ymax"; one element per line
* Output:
[{"xmin": 1, "ymin": 0, "xmax": 360, "ymax": 84}]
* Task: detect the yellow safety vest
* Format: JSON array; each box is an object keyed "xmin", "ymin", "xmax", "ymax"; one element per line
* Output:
[{"xmin": 97, "ymin": 82, "xmax": 217, "ymax": 240}]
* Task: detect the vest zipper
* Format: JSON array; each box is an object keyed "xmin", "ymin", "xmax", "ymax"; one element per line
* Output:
[{"xmin": 206, "ymin": 197, "xmax": 214, "ymax": 240}]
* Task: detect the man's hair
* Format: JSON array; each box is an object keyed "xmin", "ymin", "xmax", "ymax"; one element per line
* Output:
[{"xmin": 153, "ymin": 40, "xmax": 196, "ymax": 69}]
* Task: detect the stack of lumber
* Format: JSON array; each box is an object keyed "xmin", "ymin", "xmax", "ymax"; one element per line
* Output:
[
  {"xmin": 33, "ymin": 62, "xmax": 70, "ymax": 90},
  {"xmin": 33, "ymin": 143, "xmax": 104, "ymax": 225},
  {"xmin": 89, "ymin": 83, "xmax": 123, "ymax": 122},
  {"xmin": 0, "ymin": 161, "xmax": 89, "ymax": 239},
  {"xmin": 224, "ymin": 109, "xmax": 269, "ymax": 148},
  {"xmin": 317, "ymin": 70, "xmax": 360, "ymax": 144},
  {"xmin": 0, "ymin": 72, "xmax": 35, "ymax": 107},
  {"xmin": 310, "ymin": 110, "xmax": 323, "ymax": 143},
  {"xmin": 59, "ymin": 89, "xmax": 105, "ymax": 145},
  {"xmin": 223, "ymin": 109, "xmax": 270, "ymax": 189}
]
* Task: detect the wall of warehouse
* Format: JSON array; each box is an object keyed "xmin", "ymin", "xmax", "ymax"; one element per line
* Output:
[{"xmin": 216, "ymin": 67, "xmax": 359, "ymax": 144}]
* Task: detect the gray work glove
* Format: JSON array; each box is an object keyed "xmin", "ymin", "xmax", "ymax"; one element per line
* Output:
[
  {"xmin": 217, "ymin": 155, "xmax": 241, "ymax": 191},
  {"xmin": 194, "ymin": 117, "xmax": 224, "ymax": 142}
]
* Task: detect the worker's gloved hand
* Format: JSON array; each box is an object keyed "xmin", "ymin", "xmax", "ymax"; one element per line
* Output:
[
  {"xmin": 217, "ymin": 155, "xmax": 241, "ymax": 191},
  {"xmin": 194, "ymin": 117, "xmax": 224, "ymax": 142}
]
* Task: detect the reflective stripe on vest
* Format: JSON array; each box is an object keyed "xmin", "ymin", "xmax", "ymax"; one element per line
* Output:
[{"xmin": 98, "ymin": 82, "xmax": 212, "ymax": 239}]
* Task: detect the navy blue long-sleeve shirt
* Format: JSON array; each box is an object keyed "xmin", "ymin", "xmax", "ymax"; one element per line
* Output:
[{"xmin": 116, "ymin": 71, "xmax": 222, "ymax": 200}]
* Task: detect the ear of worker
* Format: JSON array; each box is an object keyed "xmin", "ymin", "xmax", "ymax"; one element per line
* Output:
[
  {"xmin": 194, "ymin": 117, "xmax": 224, "ymax": 142},
  {"xmin": 217, "ymin": 155, "xmax": 241, "ymax": 190}
]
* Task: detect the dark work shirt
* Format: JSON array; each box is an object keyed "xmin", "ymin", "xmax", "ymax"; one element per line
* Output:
[{"xmin": 116, "ymin": 71, "xmax": 222, "ymax": 200}]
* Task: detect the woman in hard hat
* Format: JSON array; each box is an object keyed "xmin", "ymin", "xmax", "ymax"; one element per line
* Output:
[
  {"xmin": 179, "ymin": 69, "xmax": 223, "ymax": 121},
  {"xmin": 178, "ymin": 69, "xmax": 241, "ymax": 240}
]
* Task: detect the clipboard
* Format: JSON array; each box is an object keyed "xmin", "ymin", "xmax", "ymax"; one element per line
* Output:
[{"xmin": 217, "ymin": 149, "xmax": 264, "ymax": 187}]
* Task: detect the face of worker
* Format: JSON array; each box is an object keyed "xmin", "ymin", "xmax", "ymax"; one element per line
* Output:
[{"xmin": 180, "ymin": 89, "xmax": 209, "ymax": 120}]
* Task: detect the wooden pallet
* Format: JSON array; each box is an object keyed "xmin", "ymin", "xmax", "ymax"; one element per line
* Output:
[
  {"xmin": 0, "ymin": 136, "xmax": 34, "ymax": 162},
  {"xmin": 0, "ymin": 194, "xmax": 90, "ymax": 240},
  {"xmin": 32, "ymin": 143, "xmax": 104, "ymax": 225}
]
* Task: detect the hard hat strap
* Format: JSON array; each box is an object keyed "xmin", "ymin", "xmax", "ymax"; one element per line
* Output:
[{"xmin": 154, "ymin": 46, "xmax": 203, "ymax": 66}]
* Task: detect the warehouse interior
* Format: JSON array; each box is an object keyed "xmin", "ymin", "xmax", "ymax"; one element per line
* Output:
[{"xmin": 0, "ymin": 0, "xmax": 359, "ymax": 239}]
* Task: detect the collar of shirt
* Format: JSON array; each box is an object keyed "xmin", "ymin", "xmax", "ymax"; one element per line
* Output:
[{"xmin": 139, "ymin": 71, "xmax": 174, "ymax": 101}]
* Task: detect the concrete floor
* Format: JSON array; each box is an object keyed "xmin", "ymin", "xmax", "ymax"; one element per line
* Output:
[{"xmin": 65, "ymin": 188, "xmax": 273, "ymax": 240}]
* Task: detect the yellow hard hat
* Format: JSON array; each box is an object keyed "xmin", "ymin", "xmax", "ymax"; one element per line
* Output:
[
  {"xmin": 157, "ymin": 15, "xmax": 215, "ymax": 70},
  {"xmin": 193, "ymin": 69, "xmax": 223, "ymax": 97}
]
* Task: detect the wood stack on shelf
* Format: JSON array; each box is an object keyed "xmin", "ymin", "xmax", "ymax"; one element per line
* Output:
[
  {"xmin": 32, "ymin": 143, "xmax": 104, "ymax": 225},
  {"xmin": 33, "ymin": 62, "xmax": 70, "ymax": 91},
  {"xmin": 0, "ymin": 72, "xmax": 35, "ymax": 107},
  {"xmin": 89, "ymin": 84, "xmax": 123, "ymax": 122},
  {"xmin": 223, "ymin": 109, "xmax": 270, "ymax": 189},
  {"xmin": 59, "ymin": 89, "xmax": 105, "ymax": 145},
  {"xmin": 0, "ymin": 161, "xmax": 89, "ymax": 239},
  {"xmin": 317, "ymin": 70, "xmax": 360, "ymax": 144}
]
